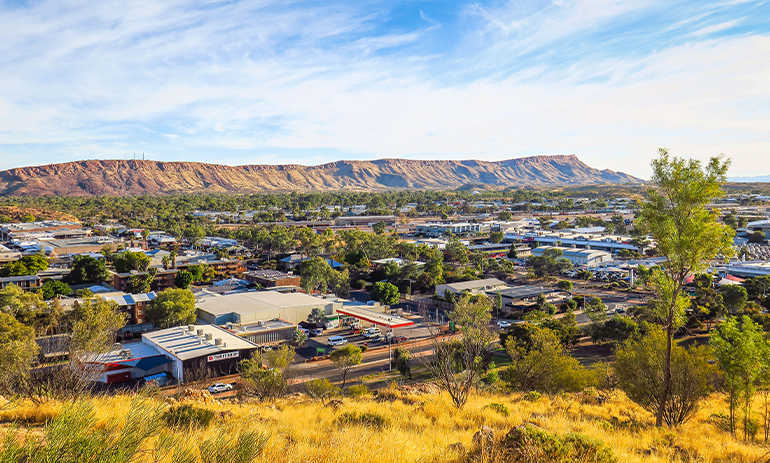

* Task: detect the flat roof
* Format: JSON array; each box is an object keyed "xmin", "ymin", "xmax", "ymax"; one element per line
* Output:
[
  {"xmin": 336, "ymin": 306, "xmax": 414, "ymax": 328},
  {"xmin": 196, "ymin": 290, "xmax": 330, "ymax": 316},
  {"xmin": 231, "ymin": 319, "xmax": 297, "ymax": 335},
  {"xmin": 444, "ymin": 278, "xmax": 506, "ymax": 291},
  {"xmin": 0, "ymin": 275, "xmax": 40, "ymax": 282},
  {"xmin": 143, "ymin": 324, "xmax": 257, "ymax": 361},
  {"xmin": 84, "ymin": 341, "xmax": 164, "ymax": 363},
  {"xmin": 100, "ymin": 291, "xmax": 157, "ymax": 306},
  {"xmin": 244, "ymin": 269, "xmax": 297, "ymax": 280},
  {"xmin": 491, "ymin": 285, "xmax": 558, "ymax": 299},
  {"xmin": 533, "ymin": 246, "xmax": 611, "ymax": 257}
]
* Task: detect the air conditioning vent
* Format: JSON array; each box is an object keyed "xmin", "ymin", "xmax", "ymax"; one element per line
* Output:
[
  {"xmin": 215, "ymin": 338, "xmax": 222, "ymax": 346},
  {"xmin": 196, "ymin": 329, "xmax": 204, "ymax": 336},
  {"xmin": 205, "ymin": 333, "xmax": 213, "ymax": 341}
]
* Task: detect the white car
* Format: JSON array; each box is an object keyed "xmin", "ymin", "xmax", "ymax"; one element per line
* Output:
[
  {"xmin": 363, "ymin": 329, "xmax": 382, "ymax": 338},
  {"xmin": 208, "ymin": 383, "xmax": 233, "ymax": 394},
  {"xmin": 327, "ymin": 335, "xmax": 348, "ymax": 346},
  {"xmin": 309, "ymin": 328, "xmax": 324, "ymax": 337},
  {"xmin": 497, "ymin": 321, "xmax": 511, "ymax": 328}
]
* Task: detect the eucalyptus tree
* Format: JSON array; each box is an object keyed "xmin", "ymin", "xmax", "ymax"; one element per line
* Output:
[{"xmin": 637, "ymin": 149, "xmax": 734, "ymax": 427}]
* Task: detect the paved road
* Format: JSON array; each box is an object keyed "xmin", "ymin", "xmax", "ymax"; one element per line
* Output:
[{"xmin": 294, "ymin": 341, "xmax": 436, "ymax": 384}]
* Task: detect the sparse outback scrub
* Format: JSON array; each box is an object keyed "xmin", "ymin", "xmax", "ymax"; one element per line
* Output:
[{"xmin": 1, "ymin": 390, "xmax": 768, "ymax": 463}]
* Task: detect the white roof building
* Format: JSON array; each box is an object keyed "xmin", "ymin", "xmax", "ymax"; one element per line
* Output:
[
  {"xmin": 530, "ymin": 246, "xmax": 612, "ymax": 266},
  {"xmin": 195, "ymin": 290, "xmax": 342, "ymax": 325}
]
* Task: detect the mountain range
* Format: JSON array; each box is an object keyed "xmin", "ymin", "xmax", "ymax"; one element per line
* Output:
[
  {"xmin": 0, "ymin": 155, "xmax": 641, "ymax": 196},
  {"xmin": 728, "ymin": 174, "xmax": 770, "ymax": 183}
]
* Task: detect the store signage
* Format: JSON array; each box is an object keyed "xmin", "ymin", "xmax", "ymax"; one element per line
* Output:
[{"xmin": 207, "ymin": 351, "xmax": 239, "ymax": 362}]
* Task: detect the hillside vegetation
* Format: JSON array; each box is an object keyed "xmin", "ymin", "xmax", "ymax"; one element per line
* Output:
[{"xmin": 0, "ymin": 388, "xmax": 766, "ymax": 463}]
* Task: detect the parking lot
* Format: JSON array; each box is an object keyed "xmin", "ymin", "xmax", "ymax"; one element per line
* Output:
[{"xmin": 294, "ymin": 316, "xmax": 433, "ymax": 360}]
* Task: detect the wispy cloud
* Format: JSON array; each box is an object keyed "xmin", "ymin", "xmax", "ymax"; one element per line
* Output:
[{"xmin": 0, "ymin": 0, "xmax": 769, "ymax": 177}]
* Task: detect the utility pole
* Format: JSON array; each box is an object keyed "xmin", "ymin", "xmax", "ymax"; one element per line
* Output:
[{"xmin": 387, "ymin": 317, "xmax": 392, "ymax": 371}]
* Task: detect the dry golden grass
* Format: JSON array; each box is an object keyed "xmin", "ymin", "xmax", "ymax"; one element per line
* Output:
[{"xmin": 2, "ymin": 390, "xmax": 769, "ymax": 462}]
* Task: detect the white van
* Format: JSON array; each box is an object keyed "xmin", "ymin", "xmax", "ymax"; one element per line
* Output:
[{"xmin": 327, "ymin": 336, "xmax": 348, "ymax": 346}]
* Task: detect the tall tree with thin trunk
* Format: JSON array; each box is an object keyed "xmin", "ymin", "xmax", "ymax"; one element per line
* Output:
[{"xmin": 637, "ymin": 148, "xmax": 734, "ymax": 426}]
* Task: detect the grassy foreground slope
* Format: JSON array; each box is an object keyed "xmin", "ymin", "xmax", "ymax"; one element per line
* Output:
[{"xmin": 0, "ymin": 388, "xmax": 765, "ymax": 463}]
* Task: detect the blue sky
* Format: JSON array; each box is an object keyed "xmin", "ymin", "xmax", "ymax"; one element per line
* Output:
[{"xmin": 1, "ymin": 0, "xmax": 769, "ymax": 178}]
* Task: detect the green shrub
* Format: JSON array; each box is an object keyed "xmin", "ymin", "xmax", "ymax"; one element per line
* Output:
[
  {"xmin": 346, "ymin": 384, "xmax": 371, "ymax": 398},
  {"xmin": 335, "ymin": 411, "xmax": 390, "ymax": 429},
  {"xmin": 163, "ymin": 404, "xmax": 214, "ymax": 428},
  {"xmin": 522, "ymin": 391, "xmax": 542, "ymax": 402},
  {"xmin": 504, "ymin": 424, "xmax": 617, "ymax": 463},
  {"xmin": 483, "ymin": 403, "xmax": 509, "ymax": 416},
  {"xmin": 304, "ymin": 378, "xmax": 342, "ymax": 403}
]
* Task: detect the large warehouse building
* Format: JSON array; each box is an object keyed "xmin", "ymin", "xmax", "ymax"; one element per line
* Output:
[
  {"xmin": 142, "ymin": 324, "xmax": 259, "ymax": 383},
  {"xmin": 195, "ymin": 291, "xmax": 342, "ymax": 325},
  {"xmin": 81, "ymin": 324, "xmax": 259, "ymax": 384}
]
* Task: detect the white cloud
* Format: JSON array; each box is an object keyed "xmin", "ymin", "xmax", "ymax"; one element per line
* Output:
[{"xmin": 0, "ymin": 0, "xmax": 768, "ymax": 178}]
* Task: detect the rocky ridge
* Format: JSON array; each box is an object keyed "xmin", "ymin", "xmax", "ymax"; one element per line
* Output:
[{"xmin": 0, "ymin": 155, "xmax": 640, "ymax": 196}]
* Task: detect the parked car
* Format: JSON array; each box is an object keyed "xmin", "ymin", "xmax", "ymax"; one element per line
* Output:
[
  {"xmin": 363, "ymin": 328, "xmax": 382, "ymax": 338},
  {"xmin": 391, "ymin": 336, "xmax": 408, "ymax": 344},
  {"xmin": 309, "ymin": 328, "xmax": 324, "ymax": 337},
  {"xmin": 297, "ymin": 327, "xmax": 310, "ymax": 335},
  {"xmin": 497, "ymin": 321, "xmax": 511, "ymax": 328},
  {"xmin": 327, "ymin": 335, "xmax": 348, "ymax": 346},
  {"xmin": 208, "ymin": 383, "xmax": 233, "ymax": 394}
]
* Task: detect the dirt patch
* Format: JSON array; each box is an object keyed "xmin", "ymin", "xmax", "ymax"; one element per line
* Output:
[
  {"xmin": 570, "ymin": 339, "xmax": 615, "ymax": 366},
  {"xmin": 0, "ymin": 206, "xmax": 78, "ymax": 222}
]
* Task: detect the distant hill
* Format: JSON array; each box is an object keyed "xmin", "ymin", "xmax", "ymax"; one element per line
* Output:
[
  {"xmin": 728, "ymin": 174, "xmax": 770, "ymax": 183},
  {"xmin": 0, "ymin": 155, "xmax": 640, "ymax": 196}
]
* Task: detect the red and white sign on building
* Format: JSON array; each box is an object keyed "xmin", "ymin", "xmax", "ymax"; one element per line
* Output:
[{"xmin": 207, "ymin": 351, "xmax": 239, "ymax": 362}]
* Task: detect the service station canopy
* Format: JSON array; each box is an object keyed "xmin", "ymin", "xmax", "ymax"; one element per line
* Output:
[{"xmin": 336, "ymin": 306, "xmax": 415, "ymax": 329}]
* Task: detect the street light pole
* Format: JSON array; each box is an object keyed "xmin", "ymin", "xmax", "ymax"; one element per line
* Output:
[{"xmin": 387, "ymin": 317, "xmax": 393, "ymax": 371}]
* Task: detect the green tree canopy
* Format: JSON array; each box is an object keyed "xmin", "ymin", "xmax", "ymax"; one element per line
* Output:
[
  {"xmin": 69, "ymin": 255, "xmax": 109, "ymax": 285},
  {"xmin": 0, "ymin": 255, "xmax": 49, "ymax": 277},
  {"xmin": 70, "ymin": 297, "xmax": 126, "ymax": 357},
  {"xmin": 637, "ymin": 149, "xmax": 734, "ymax": 426},
  {"xmin": 0, "ymin": 311, "xmax": 39, "ymax": 397},
  {"xmin": 720, "ymin": 284, "xmax": 748, "ymax": 313},
  {"xmin": 370, "ymin": 282, "xmax": 400, "ymax": 306},
  {"xmin": 40, "ymin": 280, "xmax": 72, "ymax": 300},
  {"xmin": 113, "ymin": 251, "xmax": 151, "ymax": 273},
  {"xmin": 329, "ymin": 344, "xmax": 362, "ymax": 388},
  {"xmin": 146, "ymin": 289, "xmax": 197, "ymax": 329},
  {"xmin": 615, "ymin": 327, "xmax": 715, "ymax": 427},
  {"xmin": 526, "ymin": 248, "xmax": 572, "ymax": 278},
  {"xmin": 0, "ymin": 284, "xmax": 48, "ymax": 332},
  {"xmin": 711, "ymin": 316, "xmax": 770, "ymax": 438},
  {"xmin": 174, "ymin": 270, "xmax": 195, "ymax": 289}
]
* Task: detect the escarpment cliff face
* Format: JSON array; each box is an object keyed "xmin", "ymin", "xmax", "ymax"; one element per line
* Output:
[{"xmin": 0, "ymin": 155, "xmax": 640, "ymax": 196}]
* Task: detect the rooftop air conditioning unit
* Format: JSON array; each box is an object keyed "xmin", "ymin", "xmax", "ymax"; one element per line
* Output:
[
  {"xmin": 215, "ymin": 338, "xmax": 222, "ymax": 346},
  {"xmin": 205, "ymin": 333, "xmax": 213, "ymax": 341},
  {"xmin": 196, "ymin": 329, "xmax": 204, "ymax": 337},
  {"xmin": 187, "ymin": 325, "xmax": 194, "ymax": 332},
  {"xmin": 120, "ymin": 349, "xmax": 132, "ymax": 359},
  {"xmin": 113, "ymin": 342, "xmax": 122, "ymax": 351}
]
